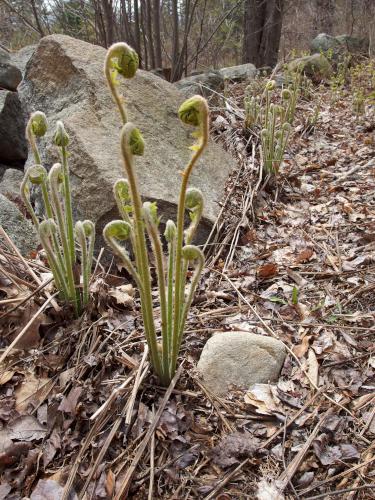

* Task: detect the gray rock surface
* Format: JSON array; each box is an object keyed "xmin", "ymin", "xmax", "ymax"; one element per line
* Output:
[
  {"xmin": 288, "ymin": 53, "xmax": 332, "ymax": 82},
  {"xmin": 0, "ymin": 194, "xmax": 38, "ymax": 256},
  {"xmin": 0, "ymin": 164, "xmax": 7, "ymax": 179},
  {"xmin": 197, "ymin": 331, "xmax": 286, "ymax": 396},
  {"xmin": 0, "ymin": 48, "xmax": 11, "ymax": 64},
  {"xmin": 19, "ymin": 35, "xmax": 234, "ymax": 243},
  {"xmin": 175, "ymin": 70, "xmax": 224, "ymax": 98},
  {"xmin": 335, "ymin": 35, "xmax": 369, "ymax": 55},
  {"xmin": 0, "ymin": 62, "xmax": 22, "ymax": 91},
  {"xmin": 0, "ymin": 91, "xmax": 28, "ymax": 164},
  {"xmin": 10, "ymin": 45, "xmax": 36, "ymax": 75},
  {"xmin": 311, "ymin": 33, "xmax": 368, "ymax": 60},
  {"xmin": 0, "ymin": 168, "xmax": 24, "ymax": 198},
  {"xmin": 219, "ymin": 63, "xmax": 257, "ymax": 82}
]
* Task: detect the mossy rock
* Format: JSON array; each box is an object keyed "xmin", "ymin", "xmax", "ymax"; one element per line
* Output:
[
  {"xmin": 311, "ymin": 33, "xmax": 369, "ymax": 62},
  {"xmin": 287, "ymin": 53, "xmax": 333, "ymax": 82}
]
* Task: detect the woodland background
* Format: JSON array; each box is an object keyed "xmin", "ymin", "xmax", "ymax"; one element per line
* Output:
[{"xmin": 0, "ymin": 0, "xmax": 374, "ymax": 82}]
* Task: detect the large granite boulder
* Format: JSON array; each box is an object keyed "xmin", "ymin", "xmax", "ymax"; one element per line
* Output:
[
  {"xmin": 0, "ymin": 61, "xmax": 22, "ymax": 91},
  {"xmin": 175, "ymin": 70, "xmax": 224, "ymax": 98},
  {"xmin": 219, "ymin": 63, "xmax": 256, "ymax": 83},
  {"xmin": 288, "ymin": 53, "xmax": 332, "ymax": 82},
  {"xmin": 19, "ymin": 35, "xmax": 234, "ymax": 243},
  {"xmin": 0, "ymin": 194, "xmax": 38, "ymax": 256},
  {"xmin": 0, "ymin": 91, "xmax": 28, "ymax": 165},
  {"xmin": 10, "ymin": 45, "xmax": 36, "ymax": 76},
  {"xmin": 0, "ymin": 168, "xmax": 24, "ymax": 199},
  {"xmin": 0, "ymin": 48, "xmax": 11, "ymax": 64},
  {"xmin": 197, "ymin": 331, "xmax": 286, "ymax": 397},
  {"xmin": 311, "ymin": 33, "xmax": 369, "ymax": 61}
]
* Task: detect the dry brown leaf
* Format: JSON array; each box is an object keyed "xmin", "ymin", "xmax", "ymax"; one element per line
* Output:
[
  {"xmin": 58, "ymin": 387, "xmax": 83, "ymax": 415},
  {"xmin": 257, "ymin": 263, "xmax": 278, "ymax": 279},
  {"xmin": 7, "ymin": 415, "xmax": 46, "ymax": 441},
  {"xmin": 15, "ymin": 372, "xmax": 53, "ymax": 413},
  {"xmin": 11, "ymin": 301, "xmax": 47, "ymax": 349},
  {"xmin": 256, "ymin": 479, "xmax": 285, "ymax": 500},
  {"xmin": 0, "ymin": 276, "xmax": 23, "ymax": 299},
  {"xmin": 108, "ymin": 283, "xmax": 134, "ymax": 306},
  {"xmin": 286, "ymin": 267, "xmax": 308, "ymax": 287},
  {"xmin": 105, "ymin": 469, "xmax": 116, "ymax": 497},
  {"xmin": 0, "ymin": 484, "xmax": 12, "ymax": 499},
  {"xmin": 307, "ymin": 349, "xmax": 319, "ymax": 386},
  {"xmin": 293, "ymin": 335, "xmax": 311, "ymax": 358},
  {"xmin": 0, "ymin": 371, "xmax": 15, "ymax": 385},
  {"xmin": 30, "ymin": 479, "xmax": 66, "ymax": 500},
  {"xmin": 295, "ymin": 248, "xmax": 314, "ymax": 264},
  {"xmin": 212, "ymin": 431, "xmax": 261, "ymax": 468},
  {"xmin": 59, "ymin": 367, "xmax": 76, "ymax": 389},
  {"xmin": 244, "ymin": 384, "xmax": 284, "ymax": 416}
]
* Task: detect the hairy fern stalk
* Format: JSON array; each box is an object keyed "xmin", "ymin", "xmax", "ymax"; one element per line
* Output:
[
  {"xmin": 21, "ymin": 113, "xmax": 95, "ymax": 316},
  {"xmin": 103, "ymin": 43, "xmax": 208, "ymax": 385}
]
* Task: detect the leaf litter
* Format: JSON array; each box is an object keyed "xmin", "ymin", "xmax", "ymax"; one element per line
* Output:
[{"xmin": 0, "ymin": 72, "xmax": 374, "ymax": 498}]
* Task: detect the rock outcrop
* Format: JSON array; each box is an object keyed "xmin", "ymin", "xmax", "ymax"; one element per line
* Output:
[
  {"xmin": 19, "ymin": 35, "xmax": 234, "ymax": 244},
  {"xmin": 0, "ymin": 168, "xmax": 24, "ymax": 199},
  {"xmin": 10, "ymin": 45, "xmax": 36, "ymax": 76},
  {"xmin": 197, "ymin": 331, "xmax": 286, "ymax": 397},
  {"xmin": 175, "ymin": 70, "xmax": 224, "ymax": 98},
  {"xmin": 0, "ymin": 61, "xmax": 22, "ymax": 91},
  {"xmin": 0, "ymin": 91, "xmax": 28, "ymax": 165},
  {"xmin": 0, "ymin": 194, "xmax": 38, "ymax": 256}
]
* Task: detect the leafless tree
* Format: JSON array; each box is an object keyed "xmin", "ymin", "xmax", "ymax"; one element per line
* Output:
[
  {"xmin": 243, "ymin": 0, "xmax": 284, "ymax": 67},
  {"xmin": 314, "ymin": 0, "xmax": 335, "ymax": 34}
]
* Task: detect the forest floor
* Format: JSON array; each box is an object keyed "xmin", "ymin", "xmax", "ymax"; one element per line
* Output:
[{"xmin": 0, "ymin": 66, "xmax": 374, "ymax": 499}]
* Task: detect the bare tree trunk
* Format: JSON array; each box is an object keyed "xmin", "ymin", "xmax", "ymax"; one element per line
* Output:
[
  {"xmin": 243, "ymin": 0, "xmax": 266, "ymax": 66},
  {"xmin": 134, "ymin": 0, "xmax": 141, "ymax": 57},
  {"xmin": 260, "ymin": 0, "xmax": 284, "ymax": 67},
  {"xmin": 183, "ymin": 0, "xmax": 190, "ymax": 76},
  {"xmin": 146, "ymin": 0, "xmax": 155, "ymax": 68},
  {"xmin": 30, "ymin": 0, "xmax": 45, "ymax": 36},
  {"xmin": 140, "ymin": 0, "xmax": 149, "ymax": 69},
  {"xmin": 243, "ymin": 0, "xmax": 284, "ymax": 68},
  {"xmin": 92, "ymin": 0, "xmax": 108, "ymax": 46},
  {"xmin": 171, "ymin": 0, "xmax": 180, "ymax": 80},
  {"xmin": 194, "ymin": 0, "xmax": 208, "ymax": 69},
  {"xmin": 314, "ymin": 0, "xmax": 335, "ymax": 34},
  {"xmin": 120, "ymin": 0, "xmax": 137, "ymax": 48},
  {"xmin": 101, "ymin": 0, "xmax": 115, "ymax": 47},
  {"xmin": 153, "ymin": 0, "xmax": 162, "ymax": 68}
]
